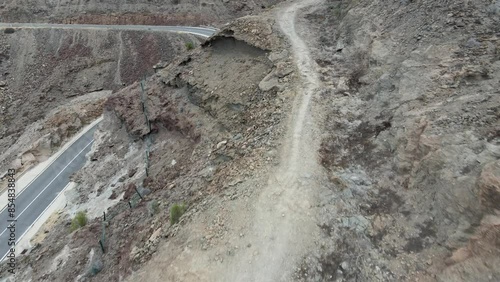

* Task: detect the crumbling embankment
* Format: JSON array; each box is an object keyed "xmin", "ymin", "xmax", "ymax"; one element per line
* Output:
[
  {"xmin": 0, "ymin": 28, "xmax": 198, "ymax": 185},
  {"xmin": 7, "ymin": 15, "xmax": 299, "ymax": 281}
]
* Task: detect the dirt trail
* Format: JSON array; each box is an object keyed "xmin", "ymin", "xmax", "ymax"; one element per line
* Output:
[
  {"xmin": 123, "ymin": 1, "xmax": 325, "ymax": 281},
  {"xmin": 224, "ymin": 0, "xmax": 325, "ymax": 280}
]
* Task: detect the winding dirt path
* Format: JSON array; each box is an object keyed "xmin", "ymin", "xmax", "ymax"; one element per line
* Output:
[
  {"xmin": 225, "ymin": 0, "xmax": 325, "ymax": 280},
  {"xmin": 126, "ymin": 1, "xmax": 325, "ymax": 281}
]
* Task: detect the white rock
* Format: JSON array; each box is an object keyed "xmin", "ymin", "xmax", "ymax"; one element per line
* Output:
[{"xmin": 216, "ymin": 140, "xmax": 228, "ymax": 149}]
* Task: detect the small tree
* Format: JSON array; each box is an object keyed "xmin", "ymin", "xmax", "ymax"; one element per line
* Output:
[
  {"xmin": 170, "ymin": 203, "xmax": 186, "ymax": 225},
  {"xmin": 71, "ymin": 211, "xmax": 88, "ymax": 232}
]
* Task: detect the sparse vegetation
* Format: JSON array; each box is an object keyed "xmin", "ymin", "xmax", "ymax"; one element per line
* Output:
[
  {"xmin": 70, "ymin": 211, "xmax": 88, "ymax": 232},
  {"xmin": 185, "ymin": 42, "xmax": 195, "ymax": 50},
  {"xmin": 170, "ymin": 203, "xmax": 186, "ymax": 225}
]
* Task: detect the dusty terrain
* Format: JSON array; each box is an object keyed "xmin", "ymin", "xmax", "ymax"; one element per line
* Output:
[
  {"xmin": 302, "ymin": 0, "xmax": 500, "ymax": 280},
  {"xmin": 1, "ymin": 0, "xmax": 500, "ymax": 281},
  {"xmin": 0, "ymin": 0, "xmax": 282, "ymax": 26},
  {"xmin": 2, "ymin": 12, "xmax": 295, "ymax": 281}
]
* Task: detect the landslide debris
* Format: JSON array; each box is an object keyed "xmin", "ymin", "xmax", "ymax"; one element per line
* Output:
[
  {"xmin": 0, "ymin": 29, "xmax": 198, "ymax": 187},
  {"xmin": 5, "ymin": 16, "xmax": 296, "ymax": 282}
]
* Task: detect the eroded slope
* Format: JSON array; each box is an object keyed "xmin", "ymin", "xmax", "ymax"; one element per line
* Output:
[
  {"xmin": 297, "ymin": 0, "xmax": 500, "ymax": 281},
  {"xmin": 2, "ymin": 16, "xmax": 298, "ymax": 281},
  {"xmin": 0, "ymin": 28, "xmax": 197, "ymax": 186}
]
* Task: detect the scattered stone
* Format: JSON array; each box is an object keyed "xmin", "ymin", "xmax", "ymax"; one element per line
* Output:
[
  {"xmin": 21, "ymin": 152, "xmax": 36, "ymax": 165},
  {"xmin": 259, "ymin": 72, "xmax": 282, "ymax": 92},
  {"xmin": 216, "ymin": 140, "xmax": 228, "ymax": 149},
  {"xmin": 276, "ymin": 62, "xmax": 294, "ymax": 78},
  {"xmin": 465, "ymin": 38, "xmax": 480, "ymax": 48},
  {"xmin": 268, "ymin": 50, "xmax": 289, "ymax": 62},
  {"xmin": 128, "ymin": 168, "xmax": 137, "ymax": 177}
]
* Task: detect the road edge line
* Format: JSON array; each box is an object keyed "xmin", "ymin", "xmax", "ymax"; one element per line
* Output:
[{"xmin": 0, "ymin": 117, "xmax": 102, "ymax": 214}]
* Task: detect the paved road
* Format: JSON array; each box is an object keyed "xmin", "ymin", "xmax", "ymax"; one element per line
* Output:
[
  {"xmin": 0, "ymin": 24, "xmax": 217, "ymax": 261},
  {"xmin": 0, "ymin": 23, "xmax": 217, "ymax": 37},
  {"xmin": 0, "ymin": 123, "xmax": 97, "ymax": 260}
]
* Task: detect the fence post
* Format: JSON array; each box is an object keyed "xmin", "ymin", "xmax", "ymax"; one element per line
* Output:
[
  {"xmin": 140, "ymin": 79, "xmax": 152, "ymax": 177},
  {"xmin": 99, "ymin": 240, "xmax": 105, "ymax": 253},
  {"xmin": 135, "ymin": 186, "xmax": 144, "ymax": 200}
]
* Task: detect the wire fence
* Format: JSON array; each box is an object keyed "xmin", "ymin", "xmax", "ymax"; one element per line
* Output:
[
  {"xmin": 140, "ymin": 78, "xmax": 153, "ymax": 177},
  {"xmin": 98, "ymin": 77, "xmax": 153, "ymax": 254}
]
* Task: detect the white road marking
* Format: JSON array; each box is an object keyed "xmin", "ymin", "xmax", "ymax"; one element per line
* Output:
[
  {"xmin": 0, "ymin": 25, "xmax": 217, "ymax": 263},
  {"xmin": 0, "ymin": 23, "xmax": 217, "ymax": 37},
  {"xmin": 0, "ymin": 182, "xmax": 74, "ymax": 262},
  {"xmin": 0, "ymin": 119, "xmax": 101, "ymax": 215},
  {"xmin": 176, "ymin": 31, "xmax": 210, "ymax": 38},
  {"xmin": 0, "ymin": 140, "xmax": 94, "ymax": 238}
]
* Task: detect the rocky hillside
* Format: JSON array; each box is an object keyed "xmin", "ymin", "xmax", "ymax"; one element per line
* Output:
[
  {"xmin": 301, "ymin": 0, "xmax": 500, "ymax": 280},
  {"xmin": 3, "ymin": 15, "xmax": 294, "ymax": 281},
  {"xmin": 0, "ymin": 0, "xmax": 283, "ymax": 26},
  {"xmin": 0, "ymin": 0, "xmax": 286, "ymax": 187},
  {"xmin": 1, "ymin": 0, "xmax": 499, "ymax": 281},
  {"xmin": 0, "ymin": 28, "xmax": 198, "ymax": 181}
]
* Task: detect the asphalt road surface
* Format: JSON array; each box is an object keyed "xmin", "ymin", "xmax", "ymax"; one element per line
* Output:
[
  {"xmin": 0, "ymin": 123, "xmax": 97, "ymax": 261},
  {"xmin": 0, "ymin": 23, "xmax": 217, "ymax": 37},
  {"xmin": 0, "ymin": 24, "xmax": 217, "ymax": 261}
]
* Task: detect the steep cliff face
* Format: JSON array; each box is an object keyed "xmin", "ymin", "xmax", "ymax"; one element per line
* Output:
[
  {"xmin": 0, "ymin": 0, "xmax": 283, "ymax": 25},
  {"xmin": 0, "ymin": 28, "xmax": 198, "ymax": 177}
]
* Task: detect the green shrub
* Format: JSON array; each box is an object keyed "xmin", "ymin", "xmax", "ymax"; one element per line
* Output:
[
  {"xmin": 70, "ymin": 211, "xmax": 88, "ymax": 232},
  {"xmin": 170, "ymin": 203, "xmax": 186, "ymax": 225},
  {"xmin": 185, "ymin": 42, "xmax": 194, "ymax": 51}
]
